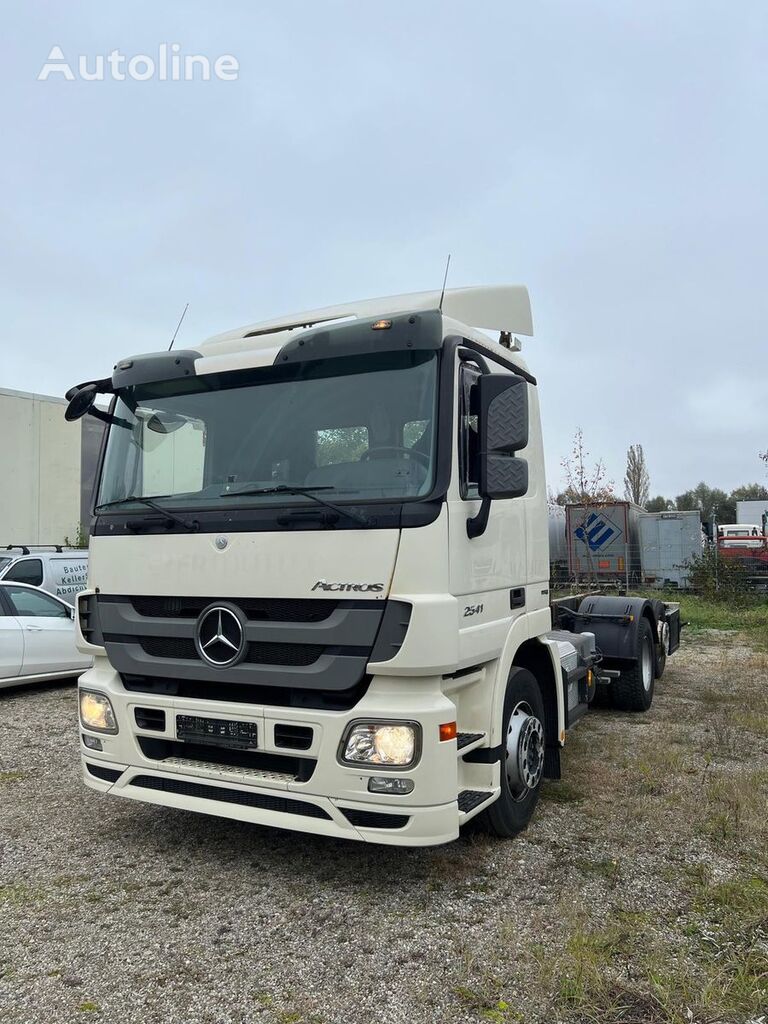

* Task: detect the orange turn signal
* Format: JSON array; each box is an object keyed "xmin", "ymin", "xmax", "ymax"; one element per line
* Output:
[
  {"xmin": 371, "ymin": 319, "xmax": 392, "ymax": 330},
  {"xmin": 439, "ymin": 722, "xmax": 457, "ymax": 742}
]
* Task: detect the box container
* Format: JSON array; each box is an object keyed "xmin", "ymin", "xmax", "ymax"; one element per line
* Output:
[
  {"xmin": 639, "ymin": 510, "xmax": 703, "ymax": 589},
  {"xmin": 566, "ymin": 501, "xmax": 643, "ymax": 584}
]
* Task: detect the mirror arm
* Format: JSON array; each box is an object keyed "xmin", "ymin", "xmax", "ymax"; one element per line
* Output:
[
  {"xmin": 466, "ymin": 496, "xmax": 492, "ymax": 539},
  {"xmin": 88, "ymin": 406, "xmax": 131, "ymax": 429}
]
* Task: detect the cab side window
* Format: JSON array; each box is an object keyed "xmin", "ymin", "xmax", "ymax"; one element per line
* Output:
[
  {"xmin": 5, "ymin": 586, "xmax": 69, "ymax": 618},
  {"xmin": 459, "ymin": 363, "xmax": 481, "ymax": 498},
  {"xmin": 4, "ymin": 558, "xmax": 43, "ymax": 587}
]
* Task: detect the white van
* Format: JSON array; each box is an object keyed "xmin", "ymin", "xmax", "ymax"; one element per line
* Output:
[{"xmin": 0, "ymin": 547, "xmax": 89, "ymax": 604}]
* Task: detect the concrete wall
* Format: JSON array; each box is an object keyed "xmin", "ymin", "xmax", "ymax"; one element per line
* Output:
[{"xmin": 0, "ymin": 388, "xmax": 83, "ymax": 545}]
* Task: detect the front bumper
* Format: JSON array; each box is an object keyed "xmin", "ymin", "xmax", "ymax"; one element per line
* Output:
[{"xmin": 78, "ymin": 660, "xmax": 462, "ymax": 847}]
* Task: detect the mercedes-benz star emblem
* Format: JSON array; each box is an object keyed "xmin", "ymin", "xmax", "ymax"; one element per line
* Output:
[{"xmin": 194, "ymin": 604, "xmax": 246, "ymax": 668}]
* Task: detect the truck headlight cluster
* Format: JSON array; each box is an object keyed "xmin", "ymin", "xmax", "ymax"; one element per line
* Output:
[
  {"xmin": 340, "ymin": 721, "xmax": 420, "ymax": 768},
  {"xmin": 79, "ymin": 690, "xmax": 118, "ymax": 734}
]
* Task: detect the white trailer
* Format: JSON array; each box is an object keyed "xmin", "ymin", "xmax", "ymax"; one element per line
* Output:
[
  {"xmin": 639, "ymin": 511, "xmax": 703, "ymax": 589},
  {"xmin": 66, "ymin": 287, "xmax": 681, "ymax": 846}
]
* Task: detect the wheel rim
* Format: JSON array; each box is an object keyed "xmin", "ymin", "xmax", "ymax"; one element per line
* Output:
[
  {"xmin": 505, "ymin": 700, "xmax": 545, "ymax": 800},
  {"xmin": 641, "ymin": 638, "xmax": 653, "ymax": 691}
]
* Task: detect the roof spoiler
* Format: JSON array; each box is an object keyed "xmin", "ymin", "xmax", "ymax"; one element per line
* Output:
[{"xmin": 202, "ymin": 285, "xmax": 533, "ymax": 348}]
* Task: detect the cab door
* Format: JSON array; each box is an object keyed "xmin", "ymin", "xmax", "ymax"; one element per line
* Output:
[
  {"xmin": 3, "ymin": 585, "xmax": 81, "ymax": 675},
  {"xmin": 0, "ymin": 590, "xmax": 24, "ymax": 683}
]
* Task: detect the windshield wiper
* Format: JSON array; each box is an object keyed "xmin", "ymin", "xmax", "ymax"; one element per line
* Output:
[
  {"xmin": 220, "ymin": 484, "xmax": 372, "ymax": 527},
  {"xmin": 95, "ymin": 495, "xmax": 198, "ymax": 532}
]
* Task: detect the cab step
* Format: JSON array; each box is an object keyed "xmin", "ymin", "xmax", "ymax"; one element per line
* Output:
[
  {"xmin": 456, "ymin": 731, "xmax": 486, "ymax": 752},
  {"xmin": 458, "ymin": 789, "xmax": 495, "ymax": 814}
]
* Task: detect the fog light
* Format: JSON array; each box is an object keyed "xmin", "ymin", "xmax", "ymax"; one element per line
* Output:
[
  {"xmin": 82, "ymin": 733, "xmax": 103, "ymax": 751},
  {"xmin": 79, "ymin": 691, "xmax": 118, "ymax": 733},
  {"xmin": 341, "ymin": 722, "xmax": 420, "ymax": 767},
  {"xmin": 368, "ymin": 777, "xmax": 414, "ymax": 795}
]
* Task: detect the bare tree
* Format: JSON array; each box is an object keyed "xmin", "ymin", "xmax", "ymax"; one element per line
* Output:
[
  {"xmin": 559, "ymin": 429, "xmax": 616, "ymax": 586},
  {"xmin": 560, "ymin": 428, "xmax": 615, "ymax": 504},
  {"xmin": 624, "ymin": 443, "xmax": 650, "ymax": 507}
]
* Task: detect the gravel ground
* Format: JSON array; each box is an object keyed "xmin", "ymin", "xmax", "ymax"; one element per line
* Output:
[{"xmin": 1, "ymin": 633, "xmax": 766, "ymax": 1024}]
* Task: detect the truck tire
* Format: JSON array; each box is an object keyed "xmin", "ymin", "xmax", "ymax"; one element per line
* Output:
[
  {"xmin": 612, "ymin": 617, "xmax": 655, "ymax": 712},
  {"xmin": 477, "ymin": 667, "xmax": 546, "ymax": 838}
]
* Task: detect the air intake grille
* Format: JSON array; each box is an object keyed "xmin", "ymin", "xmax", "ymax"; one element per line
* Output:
[
  {"xmin": 340, "ymin": 808, "xmax": 409, "ymax": 829},
  {"xmin": 274, "ymin": 724, "xmax": 314, "ymax": 750},
  {"xmin": 130, "ymin": 596, "xmax": 336, "ymax": 622},
  {"xmin": 129, "ymin": 635, "xmax": 325, "ymax": 666},
  {"xmin": 78, "ymin": 594, "xmax": 103, "ymax": 646},
  {"xmin": 129, "ymin": 775, "xmax": 331, "ymax": 819},
  {"xmin": 86, "ymin": 762, "xmax": 123, "ymax": 783},
  {"xmin": 134, "ymin": 707, "xmax": 166, "ymax": 731}
]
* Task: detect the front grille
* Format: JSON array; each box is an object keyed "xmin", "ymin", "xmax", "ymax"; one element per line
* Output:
[
  {"xmin": 96, "ymin": 594, "xmax": 393, "ymax": 696},
  {"xmin": 340, "ymin": 808, "xmax": 410, "ymax": 829},
  {"xmin": 129, "ymin": 596, "xmax": 337, "ymax": 622},
  {"xmin": 129, "ymin": 775, "xmax": 331, "ymax": 819},
  {"xmin": 128, "ymin": 635, "xmax": 325, "ymax": 667},
  {"xmin": 86, "ymin": 762, "xmax": 123, "ymax": 783},
  {"xmin": 137, "ymin": 736, "xmax": 315, "ymax": 781}
]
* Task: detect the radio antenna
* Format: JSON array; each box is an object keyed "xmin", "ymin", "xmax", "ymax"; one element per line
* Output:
[
  {"xmin": 438, "ymin": 254, "xmax": 451, "ymax": 311},
  {"xmin": 168, "ymin": 303, "xmax": 189, "ymax": 351}
]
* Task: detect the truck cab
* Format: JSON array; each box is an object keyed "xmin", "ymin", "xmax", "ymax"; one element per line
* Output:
[{"xmin": 68, "ymin": 286, "xmax": 678, "ymax": 846}]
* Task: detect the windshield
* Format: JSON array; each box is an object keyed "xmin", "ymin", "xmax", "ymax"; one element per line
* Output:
[
  {"xmin": 97, "ymin": 350, "xmax": 438, "ymax": 511},
  {"xmin": 0, "ymin": 557, "xmax": 12, "ymax": 571}
]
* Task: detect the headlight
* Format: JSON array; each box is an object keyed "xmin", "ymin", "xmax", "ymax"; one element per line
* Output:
[
  {"xmin": 340, "ymin": 722, "xmax": 420, "ymax": 768},
  {"xmin": 79, "ymin": 690, "xmax": 118, "ymax": 733}
]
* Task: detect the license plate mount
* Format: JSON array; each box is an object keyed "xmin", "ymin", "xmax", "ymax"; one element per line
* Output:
[{"xmin": 176, "ymin": 714, "xmax": 258, "ymax": 750}]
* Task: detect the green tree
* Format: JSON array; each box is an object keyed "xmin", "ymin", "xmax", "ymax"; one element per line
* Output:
[
  {"xmin": 646, "ymin": 495, "xmax": 674, "ymax": 512},
  {"xmin": 676, "ymin": 483, "xmax": 735, "ymax": 524},
  {"xmin": 623, "ymin": 443, "xmax": 650, "ymax": 507},
  {"xmin": 730, "ymin": 483, "xmax": 768, "ymax": 502}
]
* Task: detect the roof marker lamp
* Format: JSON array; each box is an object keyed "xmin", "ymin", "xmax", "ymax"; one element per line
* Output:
[
  {"xmin": 79, "ymin": 690, "xmax": 118, "ymax": 734},
  {"xmin": 340, "ymin": 722, "xmax": 420, "ymax": 768}
]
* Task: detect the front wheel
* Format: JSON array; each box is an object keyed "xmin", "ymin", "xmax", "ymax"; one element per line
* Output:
[{"xmin": 476, "ymin": 667, "xmax": 546, "ymax": 838}]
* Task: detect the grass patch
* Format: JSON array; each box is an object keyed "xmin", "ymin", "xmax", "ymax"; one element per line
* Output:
[
  {"xmin": 574, "ymin": 856, "xmax": 621, "ymax": 887},
  {"xmin": 0, "ymin": 883, "xmax": 44, "ymax": 906},
  {"xmin": 540, "ymin": 780, "xmax": 584, "ymax": 804},
  {"xmin": 539, "ymin": 881, "xmax": 768, "ymax": 1023},
  {"xmin": 454, "ymin": 984, "xmax": 523, "ymax": 1022},
  {"xmin": 672, "ymin": 593, "xmax": 768, "ymax": 639}
]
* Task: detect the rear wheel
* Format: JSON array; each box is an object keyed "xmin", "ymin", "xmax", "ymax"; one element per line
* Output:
[
  {"xmin": 612, "ymin": 618, "xmax": 655, "ymax": 711},
  {"xmin": 477, "ymin": 667, "xmax": 546, "ymax": 838}
]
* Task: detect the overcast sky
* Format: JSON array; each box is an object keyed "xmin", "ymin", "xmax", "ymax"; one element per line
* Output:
[{"xmin": 1, "ymin": 1, "xmax": 766, "ymax": 498}]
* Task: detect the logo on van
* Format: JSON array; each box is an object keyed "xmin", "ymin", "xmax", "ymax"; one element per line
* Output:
[{"xmin": 311, "ymin": 581, "xmax": 384, "ymax": 593}]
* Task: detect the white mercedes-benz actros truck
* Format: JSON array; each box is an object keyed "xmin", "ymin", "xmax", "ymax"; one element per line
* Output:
[{"xmin": 66, "ymin": 286, "xmax": 681, "ymax": 846}]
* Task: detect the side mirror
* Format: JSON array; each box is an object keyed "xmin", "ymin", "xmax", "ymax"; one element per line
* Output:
[
  {"xmin": 65, "ymin": 385, "xmax": 98, "ymax": 422},
  {"xmin": 477, "ymin": 374, "xmax": 529, "ymax": 500}
]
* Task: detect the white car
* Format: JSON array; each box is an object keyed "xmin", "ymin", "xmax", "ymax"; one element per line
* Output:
[{"xmin": 0, "ymin": 582, "xmax": 92, "ymax": 690}]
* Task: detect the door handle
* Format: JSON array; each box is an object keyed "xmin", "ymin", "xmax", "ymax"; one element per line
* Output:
[
  {"xmin": 509, "ymin": 587, "xmax": 526, "ymax": 609},
  {"xmin": 25, "ymin": 625, "xmax": 44, "ymax": 631}
]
